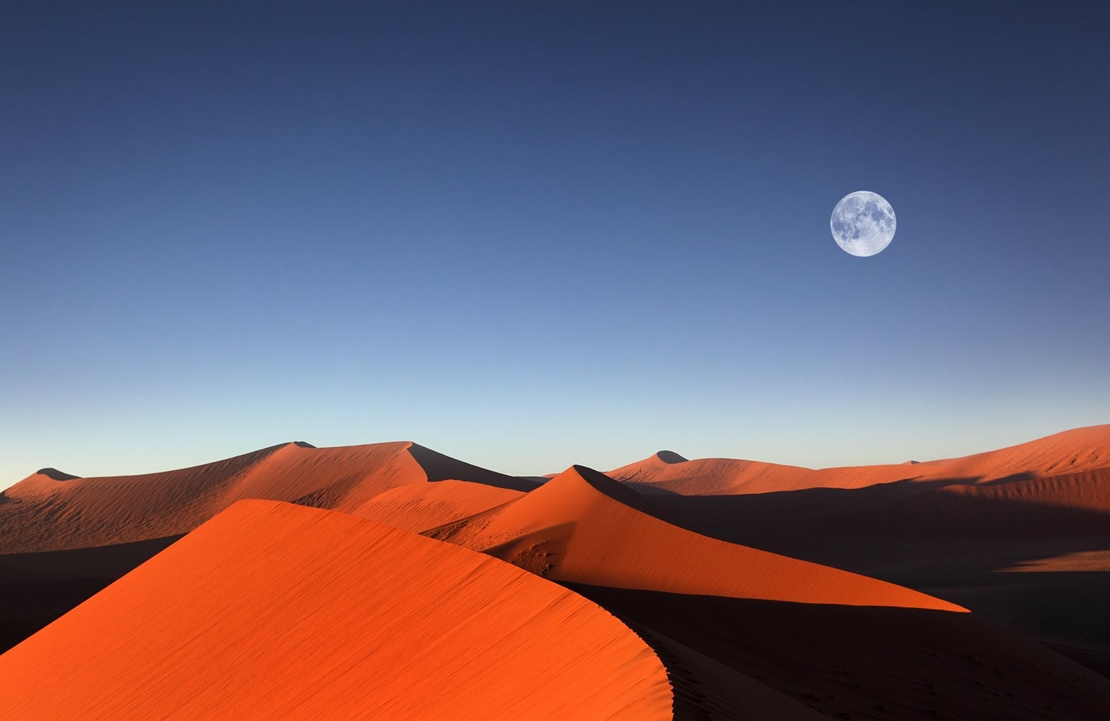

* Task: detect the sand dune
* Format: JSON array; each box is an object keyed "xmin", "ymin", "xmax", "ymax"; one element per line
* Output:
[
  {"xmin": 0, "ymin": 500, "xmax": 673, "ymax": 721},
  {"xmin": 5, "ymin": 425, "xmax": 1110, "ymax": 719},
  {"xmin": 610, "ymin": 450, "xmax": 952, "ymax": 495},
  {"xmin": 0, "ymin": 442, "xmax": 531, "ymax": 654},
  {"xmin": 428, "ymin": 464, "xmax": 963, "ymax": 611},
  {"xmin": 920, "ymin": 424, "xmax": 1110, "ymax": 482},
  {"xmin": 349, "ymin": 479, "xmax": 522, "ymax": 533},
  {"xmin": 576, "ymin": 584, "xmax": 1110, "ymax": 721},
  {"xmin": 611, "ymin": 424, "xmax": 1110, "ymax": 495},
  {"xmin": 637, "ymin": 436, "xmax": 1110, "ymax": 677},
  {"xmin": 0, "ymin": 441, "xmax": 529, "ymax": 553},
  {"xmin": 0, "ymin": 536, "xmax": 179, "ymax": 652}
]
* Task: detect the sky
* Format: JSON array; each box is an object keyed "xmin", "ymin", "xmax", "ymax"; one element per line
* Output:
[{"xmin": 2, "ymin": 1, "xmax": 1109, "ymax": 486}]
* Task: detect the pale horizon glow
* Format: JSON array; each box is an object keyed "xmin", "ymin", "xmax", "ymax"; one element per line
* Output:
[{"xmin": 6, "ymin": 415, "xmax": 1108, "ymax": 490}]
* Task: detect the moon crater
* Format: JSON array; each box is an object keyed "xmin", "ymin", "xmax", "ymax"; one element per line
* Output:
[{"xmin": 830, "ymin": 191, "xmax": 896, "ymax": 257}]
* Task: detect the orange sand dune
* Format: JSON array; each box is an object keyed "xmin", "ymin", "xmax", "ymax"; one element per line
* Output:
[
  {"xmin": 349, "ymin": 479, "xmax": 522, "ymax": 533},
  {"xmin": 641, "ymin": 458, "xmax": 1110, "ymax": 673},
  {"xmin": 428, "ymin": 464, "xmax": 963, "ymax": 611},
  {"xmin": 609, "ymin": 450, "xmax": 911, "ymax": 495},
  {"xmin": 611, "ymin": 424, "xmax": 1110, "ymax": 495},
  {"xmin": 0, "ymin": 441, "xmax": 529, "ymax": 553},
  {"xmin": 918, "ymin": 424, "xmax": 1110, "ymax": 482},
  {"xmin": 0, "ymin": 500, "xmax": 673, "ymax": 721}
]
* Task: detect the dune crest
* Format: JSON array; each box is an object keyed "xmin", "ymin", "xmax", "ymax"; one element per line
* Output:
[
  {"xmin": 429, "ymin": 465, "xmax": 963, "ymax": 611},
  {"xmin": 0, "ymin": 500, "xmax": 674, "ymax": 721}
]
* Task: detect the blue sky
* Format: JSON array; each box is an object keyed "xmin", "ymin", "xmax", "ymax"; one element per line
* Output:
[{"xmin": 2, "ymin": 1, "xmax": 1109, "ymax": 485}]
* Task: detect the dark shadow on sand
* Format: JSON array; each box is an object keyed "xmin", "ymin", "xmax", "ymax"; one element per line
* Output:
[{"xmin": 566, "ymin": 583, "xmax": 1110, "ymax": 721}]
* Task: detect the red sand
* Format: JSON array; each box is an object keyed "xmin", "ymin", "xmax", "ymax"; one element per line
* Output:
[
  {"xmin": 349, "ymin": 479, "xmax": 522, "ymax": 532},
  {"xmin": 0, "ymin": 500, "xmax": 673, "ymax": 721},
  {"xmin": 5, "ymin": 425, "xmax": 1110, "ymax": 719},
  {"xmin": 610, "ymin": 423, "xmax": 1110, "ymax": 496},
  {"xmin": 429, "ymin": 465, "xmax": 963, "ymax": 611},
  {"xmin": 0, "ymin": 441, "xmax": 526, "ymax": 553}
]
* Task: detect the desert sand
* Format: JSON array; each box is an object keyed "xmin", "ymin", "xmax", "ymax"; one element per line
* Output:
[
  {"xmin": 0, "ymin": 441, "xmax": 532, "ymax": 553},
  {"xmin": 426, "ymin": 464, "xmax": 962, "ymax": 610},
  {"xmin": 628, "ymin": 425, "xmax": 1110, "ymax": 677},
  {"xmin": 609, "ymin": 424, "xmax": 1110, "ymax": 495},
  {"xmin": 0, "ymin": 501, "xmax": 674, "ymax": 720},
  {"xmin": 3, "ymin": 425, "xmax": 1110, "ymax": 719}
]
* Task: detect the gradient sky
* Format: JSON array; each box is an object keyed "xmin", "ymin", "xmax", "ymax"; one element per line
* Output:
[{"xmin": 3, "ymin": 1, "xmax": 1109, "ymax": 486}]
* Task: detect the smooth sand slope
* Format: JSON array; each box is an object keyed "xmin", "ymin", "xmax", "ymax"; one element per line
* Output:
[
  {"xmin": 0, "ymin": 441, "xmax": 529, "ymax": 553},
  {"xmin": 428, "ymin": 465, "xmax": 962, "ymax": 611},
  {"xmin": 0, "ymin": 500, "xmax": 673, "ymax": 721},
  {"xmin": 351, "ymin": 478, "xmax": 522, "ymax": 533},
  {"xmin": 0, "ymin": 442, "xmax": 526, "ymax": 654},
  {"xmin": 0, "ymin": 536, "xmax": 178, "ymax": 653},
  {"xmin": 611, "ymin": 424, "xmax": 1110, "ymax": 495}
]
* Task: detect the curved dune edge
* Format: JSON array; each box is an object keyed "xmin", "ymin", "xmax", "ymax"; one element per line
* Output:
[
  {"xmin": 610, "ymin": 423, "xmax": 1110, "ymax": 495},
  {"xmin": 429, "ymin": 465, "xmax": 965, "ymax": 612},
  {"xmin": 0, "ymin": 500, "xmax": 673, "ymax": 721},
  {"xmin": 349, "ymin": 479, "xmax": 523, "ymax": 532},
  {"xmin": 0, "ymin": 442, "xmax": 528, "ymax": 553}
]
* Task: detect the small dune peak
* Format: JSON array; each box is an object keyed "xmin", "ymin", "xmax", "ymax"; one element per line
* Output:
[
  {"xmin": 290, "ymin": 441, "xmax": 316, "ymax": 449},
  {"xmin": 553, "ymin": 465, "xmax": 679, "ymax": 521},
  {"xmin": 547, "ymin": 464, "xmax": 640, "ymax": 503},
  {"xmin": 655, "ymin": 450, "xmax": 687, "ymax": 464},
  {"xmin": 564, "ymin": 464, "xmax": 627, "ymax": 492},
  {"xmin": 35, "ymin": 468, "xmax": 80, "ymax": 481}
]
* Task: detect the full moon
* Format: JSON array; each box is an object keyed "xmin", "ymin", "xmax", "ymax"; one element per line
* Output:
[{"xmin": 830, "ymin": 190, "xmax": 896, "ymax": 257}]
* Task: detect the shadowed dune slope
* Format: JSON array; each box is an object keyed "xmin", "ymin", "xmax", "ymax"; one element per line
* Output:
[
  {"xmin": 611, "ymin": 424, "xmax": 1110, "ymax": 495},
  {"xmin": 627, "ymin": 619, "xmax": 831, "ymax": 721},
  {"xmin": 0, "ymin": 537, "xmax": 182, "ymax": 653},
  {"xmin": 0, "ymin": 501, "xmax": 673, "ymax": 721},
  {"xmin": 428, "ymin": 465, "xmax": 963, "ymax": 611},
  {"xmin": 573, "ymin": 585, "xmax": 1110, "ymax": 721},
  {"xmin": 0, "ymin": 442, "xmax": 528, "ymax": 553},
  {"xmin": 644, "ymin": 468, "xmax": 1110, "ymax": 672}
]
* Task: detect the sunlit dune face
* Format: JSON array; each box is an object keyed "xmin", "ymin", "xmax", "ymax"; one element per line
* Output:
[{"xmin": 0, "ymin": 501, "xmax": 674, "ymax": 721}]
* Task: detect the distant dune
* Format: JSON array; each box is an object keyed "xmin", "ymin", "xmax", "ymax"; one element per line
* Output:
[
  {"xmin": 0, "ymin": 501, "xmax": 673, "ymax": 721},
  {"xmin": 351, "ymin": 478, "xmax": 522, "ymax": 533},
  {"xmin": 0, "ymin": 441, "xmax": 532, "ymax": 553},
  {"xmin": 609, "ymin": 423, "xmax": 1110, "ymax": 495}
]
